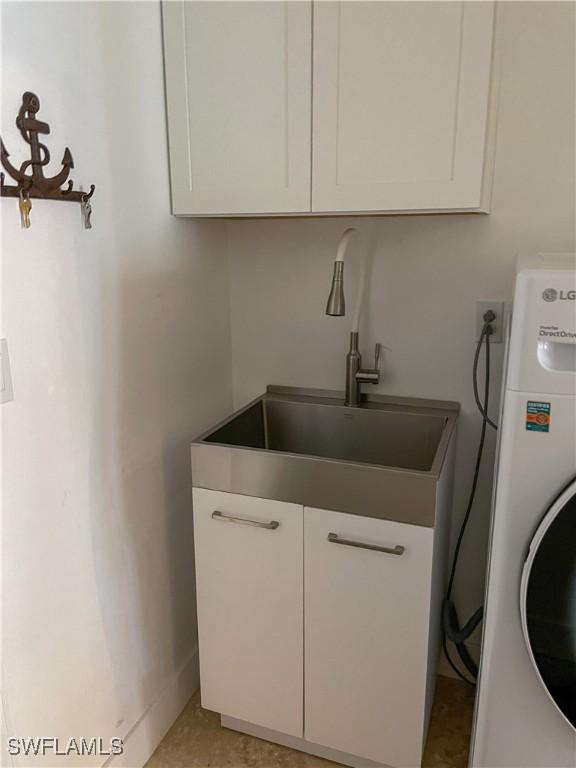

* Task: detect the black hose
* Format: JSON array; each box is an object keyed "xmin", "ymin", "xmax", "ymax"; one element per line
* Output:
[
  {"xmin": 473, "ymin": 324, "xmax": 498, "ymax": 430},
  {"xmin": 442, "ymin": 318, "xmax": 498, "ymax": 685}
]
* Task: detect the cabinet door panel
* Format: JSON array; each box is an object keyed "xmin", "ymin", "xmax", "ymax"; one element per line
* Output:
[
  {"xmin": 193, "ymin": 489, "xmax": 303, "ymax": 736},
  {"xmin": 304, "ymin": 507, "xmax": 434, "ymax": 767},
  {"xmin": 163, "ymin": 2, "xmax": 312, "ymax": 215},
  {"xmin": 312, "ymin": 1, "xmax": 494, "ymax": 212}
]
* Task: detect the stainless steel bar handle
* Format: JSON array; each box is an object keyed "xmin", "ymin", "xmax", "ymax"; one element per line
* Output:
[
  {"xmin": 327, "ymin": 532, "xmax": 404, "ymax": 556},
  {"xmin": 212, "ymin": 510, "xmax": 279, "ymax": 530}
]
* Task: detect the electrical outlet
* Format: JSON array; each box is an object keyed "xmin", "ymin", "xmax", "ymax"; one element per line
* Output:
[{"xmin": 475, "ymin": 301, "xmax": 504, "ymax": 344}]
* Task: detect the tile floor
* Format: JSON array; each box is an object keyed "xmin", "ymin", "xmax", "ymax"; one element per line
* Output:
[{"xmin": 146, "ymin": 676, "xmax": 475, "ymax": 768}]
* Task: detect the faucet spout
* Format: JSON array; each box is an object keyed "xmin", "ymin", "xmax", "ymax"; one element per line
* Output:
[
  {"xmin": 325, "ymin": 228, "xmax": 364, "ymax": 330},
  {"xmin": 325, "ymin": 260, "xmax": 345, "ymax": 316},
  {"xmin": 325, "ymin": 228, "xmax": 381, "ymax": 406}
]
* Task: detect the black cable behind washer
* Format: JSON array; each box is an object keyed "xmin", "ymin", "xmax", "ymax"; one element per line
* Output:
[{"xmin": 442, "ymin": 312, "xmax": 498, "ymax": 685}]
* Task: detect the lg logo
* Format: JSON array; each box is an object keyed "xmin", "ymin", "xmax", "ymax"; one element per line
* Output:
[{"xmin": 542, "ymin": 288, "xmax": 576, "ymax": 302}]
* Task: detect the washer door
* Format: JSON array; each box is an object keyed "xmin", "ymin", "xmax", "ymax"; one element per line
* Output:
[{"xmin": 521, "ymin": 479, "xmax": 576, "ymax": 730}]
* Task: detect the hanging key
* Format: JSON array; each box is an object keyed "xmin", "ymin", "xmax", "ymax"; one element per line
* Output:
[
  {"xmin": 19, "ymin": 189, "xmax": 31, "ymax": 229},
  {"xmin": 81, "ymin": 194, "xmax": 92, "ymax": 229}
]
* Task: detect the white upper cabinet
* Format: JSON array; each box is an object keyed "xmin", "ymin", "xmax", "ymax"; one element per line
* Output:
[
  {"xmin": 163, "ymin": 1, "xmax": 494, "ymax": 216},
  {"xmin": 312, "ymin": 1, "xmax": 495, "ymax": 213},
  {"xmin": 162, "ymin": 1, "xmax": 312, "ymax": 215}
]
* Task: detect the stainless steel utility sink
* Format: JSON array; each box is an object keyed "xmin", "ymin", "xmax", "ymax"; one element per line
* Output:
[{"xmin": 192, "ymin": 386, "xmax": 459, "ymax": 527}]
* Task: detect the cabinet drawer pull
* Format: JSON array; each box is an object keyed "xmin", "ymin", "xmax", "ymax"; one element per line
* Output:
[
  {"xmin": 327, "ymin": 532, "xmax": 404, "ymax": 556},
  {"xmin": 211, "ymin": 510, "xmax": 279, "ymax": 530}
]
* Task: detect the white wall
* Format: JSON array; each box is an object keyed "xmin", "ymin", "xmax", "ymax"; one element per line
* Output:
[
  {"xmin": 1, "ymin": 2, "xmax": 231, "ymax": 765},
  {"xmin": 2, "ymin": 2, "xmax": 574, "ymax": 760},
  {"xmin": 226, "ymin": 1, "xmax": 575, "ymax": 641}
]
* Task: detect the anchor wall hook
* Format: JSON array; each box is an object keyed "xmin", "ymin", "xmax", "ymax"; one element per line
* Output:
[
  {"xmin": 1, "ymin": 91, "xmax": 95, "ymax": 227},
  {"xmin": 81, "ymin": 193, "xmax": 92, "ymax": 229},
  {"xmin": 19, "ymin": 186, "xmax": 32, "ymax": 229}
]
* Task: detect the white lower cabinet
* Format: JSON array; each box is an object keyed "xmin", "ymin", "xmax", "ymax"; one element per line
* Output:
[
  {"xmin": 192, "ymin": 489, "xmax": 303, "ymax": 736},
  {"xmin": 304, "ymin": 507, "xmax": 434, "ymax": 767},
  {"xmin": 193, "ymin": 489, "xmax": 439, "ymax": 766}
]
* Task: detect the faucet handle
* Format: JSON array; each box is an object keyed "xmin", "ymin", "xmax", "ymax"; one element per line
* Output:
[
  {"xmin": 356, "ymin": 342, "xmax": 382, "ymax": 385},
  {"xmin": 374, "ymin": 343, "xmax": 382, "ymax": 371}
]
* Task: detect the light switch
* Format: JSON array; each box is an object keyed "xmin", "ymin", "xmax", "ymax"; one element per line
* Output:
[{"xmin": 1, "ymin": 339, "xmax": 14, "ymax": 403}]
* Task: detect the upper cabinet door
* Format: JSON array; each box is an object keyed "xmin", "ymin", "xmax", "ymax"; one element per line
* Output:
[
  {"xmin": 312, "ymin": 1, "xmax": 495, "ymax": 213},
  {"xmin": 163, "ymin": 1, "xmax": 312, "ymax": 215}
]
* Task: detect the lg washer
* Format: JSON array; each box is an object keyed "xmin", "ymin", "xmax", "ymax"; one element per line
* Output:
[{"xmin": 471, "ymin": 255, "xmax": 576, "ymax": 768}]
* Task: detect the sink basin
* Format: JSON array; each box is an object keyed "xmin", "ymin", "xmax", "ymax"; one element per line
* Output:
[
  {"xmin": 205, "ymin": 395, "xmax": 446, "ymax": 472},
  {"xmin": 192, "ymin": 386, "xmax": 459, "ymax": 527}
]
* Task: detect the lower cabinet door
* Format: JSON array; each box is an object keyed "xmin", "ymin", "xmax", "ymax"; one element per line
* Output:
[
  {"xmin": 193, "ymin": 488, "xmax": 303, "ymax": 736},
  {"xmin": 304, "ymin": 507, "xmax": 434, "ymax": 767}
]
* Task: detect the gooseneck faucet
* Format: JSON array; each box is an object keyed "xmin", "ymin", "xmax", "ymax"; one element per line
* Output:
[{"xmin": 325, "ymin": 228, "xmax": 381, "ymax": 407}]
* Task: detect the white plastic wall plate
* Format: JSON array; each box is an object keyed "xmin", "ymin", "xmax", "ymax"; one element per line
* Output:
[{"xmin": 1, "ymin": 339, "xmax": 14, "ymax": 403}]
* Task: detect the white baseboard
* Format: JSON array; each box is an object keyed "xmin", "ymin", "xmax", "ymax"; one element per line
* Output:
[
  {"xmin": 105, "ymin": 646, "xmax": 199, "ymax": 768},
  {"xmin": 1, "ymin": 694, "xmax": 15, "ymax": 768}
]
